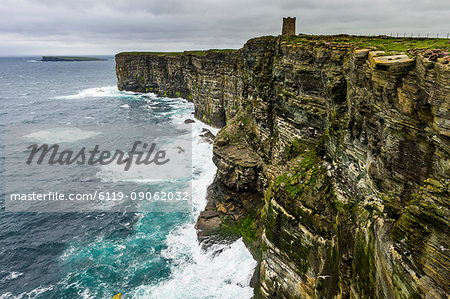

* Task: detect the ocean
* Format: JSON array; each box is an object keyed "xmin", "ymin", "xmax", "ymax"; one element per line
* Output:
[{"xmin": 0, "ymin": 57, "xmax": 255, "ymax": 298}]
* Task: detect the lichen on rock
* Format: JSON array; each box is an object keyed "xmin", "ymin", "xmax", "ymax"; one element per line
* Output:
[{"xmin": 116, "ymin": 35, "xmax": 450, "ymax": 298}]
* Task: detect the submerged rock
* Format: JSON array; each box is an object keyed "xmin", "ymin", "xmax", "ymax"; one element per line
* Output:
[{"xmin": 199, "ymin": 128, "xmax": 215, "ymax": 144}]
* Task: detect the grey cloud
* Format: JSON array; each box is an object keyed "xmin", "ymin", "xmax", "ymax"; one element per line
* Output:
[{"xmin": 0, "ymin": 0, "xmax": 449, "ymax": 55}]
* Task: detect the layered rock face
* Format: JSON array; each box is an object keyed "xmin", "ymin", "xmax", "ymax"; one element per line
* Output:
[
  {"xmin": 116, "ymin": 50, "xmax": 246, "ymax": 127},
  {"xmin": 116, "ymin": 36, "xmax": 449, "ymax": 298}
]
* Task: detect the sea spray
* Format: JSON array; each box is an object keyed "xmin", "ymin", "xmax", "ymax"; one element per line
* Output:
[
  {"xmin": 0, "ymin": 74, "xmax": 256, "ymax": 298},
  {"xmin": 53, "ymin": 87, "xmax": 257, "ymax": 298},
  {"xmin": 131, "ymin": 120, "xmax": 256, "ymax": 299}
]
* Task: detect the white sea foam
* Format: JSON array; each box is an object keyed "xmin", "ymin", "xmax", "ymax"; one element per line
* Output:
[
  {"xmin": 52, "ymin": 86, "xmax": 159, "ymax": 101},
  {"xmin": 6, "ymin": 272, "xmax": 23, "ymax": 280},
  {"xmin": 133, "ymin": 236, "xmax": 255, "ymax": 299},
  {"xmin": 53, "ymin": 86, "xmax": 123, "ymax": 100},
  {"xmin": 23, "ymin": 127, "xmax": 101, "ymax": 143},
  {"xmin": 0, "ymin": 271, "xmax": 24, "ymax": 283},
  {"xmin": 1, "ymin": 285, "xmax": 55, "ymax": 299},
  {"xmin": 48, "ymin": 89, "xmax": 256, "ymax": 298},
  {"xmin": 130, "ymin": 116, "xmax": 256, "ymax": 298}
]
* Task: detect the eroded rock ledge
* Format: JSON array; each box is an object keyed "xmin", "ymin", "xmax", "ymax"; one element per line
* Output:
[{"xmin": 116, "ymin": 35, "xmax": 449, "ymax": 298}]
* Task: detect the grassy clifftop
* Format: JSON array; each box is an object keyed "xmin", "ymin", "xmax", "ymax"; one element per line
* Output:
[
  {"xmin": 117, "ymin": 34, "xmax": 449, "ymax": 61},
  {"xmin": 116, "ymin": 49, "xmax": 238, "ymax": 57},
  {"xmin": 281, "ymin": 34, "xmax": 449, "ymax": 59}
]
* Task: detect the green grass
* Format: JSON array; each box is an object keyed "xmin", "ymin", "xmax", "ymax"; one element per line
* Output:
[
  {"xmin": 116, "ymin": 35, "xmax": 449, "ymax": 59},
  {"xmin": 281, "ymin": 34, "xmax": 449, "ymax": 53},
  {"xmin": 116, "ymin": 49, "xmax": 238, "ymax": 57}
]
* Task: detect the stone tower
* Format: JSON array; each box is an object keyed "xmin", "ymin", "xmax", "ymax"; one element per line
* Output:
[{"xmin": 282, "ymin": 17, "xmax": 296, "ymax": 36}]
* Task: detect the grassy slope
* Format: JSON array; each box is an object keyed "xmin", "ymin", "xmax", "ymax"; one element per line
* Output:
[
  {"xmin": 282, "ymin": 34, "xmax": 449, "ymax": 56},
  {"xmin": 116, "ymin": 35, "xmax": 449, "ymax": 59},
  {"xmin": 116, "ymin": 49, "xmax": 238, "ymax": 57}
]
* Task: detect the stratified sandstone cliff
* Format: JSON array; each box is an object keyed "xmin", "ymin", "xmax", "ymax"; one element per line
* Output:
[{"xmin": 116, "ymin": 36, "xmax": 449, "ymax": 298}]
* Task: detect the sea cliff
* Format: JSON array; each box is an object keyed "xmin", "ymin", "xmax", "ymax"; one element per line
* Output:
[{"xmin": 116, "ymin": 35, "xmax": 449, "ymax": 298}]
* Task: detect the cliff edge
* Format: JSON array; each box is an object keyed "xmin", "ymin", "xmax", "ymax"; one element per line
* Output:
[{"xmin": 116, "ymin": 35, "xmax": 449, "ymax": 298}]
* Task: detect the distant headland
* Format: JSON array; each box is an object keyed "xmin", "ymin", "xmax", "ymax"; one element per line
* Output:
[{"xmin": 41, "ymin": 56, "xmax": 107, "ymax": 62}]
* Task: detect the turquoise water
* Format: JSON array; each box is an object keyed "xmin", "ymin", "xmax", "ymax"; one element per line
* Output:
[{"xmin": 0, "ymin": 57, "xmax": 255, "ymax": 298}]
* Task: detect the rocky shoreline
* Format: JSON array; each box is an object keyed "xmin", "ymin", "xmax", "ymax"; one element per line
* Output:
[{"xmin": 116, "ymin": 35, "xmax": 449, "ymax": 298}]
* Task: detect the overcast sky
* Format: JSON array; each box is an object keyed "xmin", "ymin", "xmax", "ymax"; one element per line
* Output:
[{"xmin": 1, "ymin": 0, "xmax": 449, "ymax": 56}]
